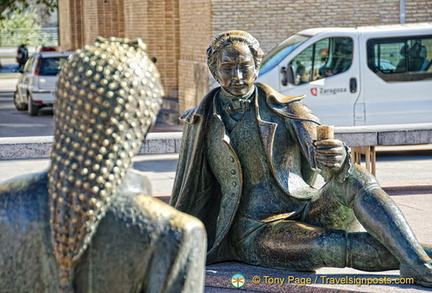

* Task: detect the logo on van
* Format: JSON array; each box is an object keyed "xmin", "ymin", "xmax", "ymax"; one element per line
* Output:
[
  {"xmin": 310, "ymin": 87, "xmax": 348, "ymax": 97},
  {"xmin": 320, "ymin": 87, "xmax": 348, "ymax": 95},
  {"xmin": 310, "ymin": 88, "xmax": 318, "ymax": 96}
]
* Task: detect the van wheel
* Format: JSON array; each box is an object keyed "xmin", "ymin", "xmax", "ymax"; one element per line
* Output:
[
  {"xmin": 14, "ymin": 91, "xmax": 28, "ymax": 111},
  {"xmin": 28, "ymin": 95, "xmax": 39, "ymax": 116}
]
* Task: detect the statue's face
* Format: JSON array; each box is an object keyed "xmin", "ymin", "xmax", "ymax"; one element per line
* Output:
[{"xmin": 216, "ymin": 42, "xmax": 256, "ymax": 97}]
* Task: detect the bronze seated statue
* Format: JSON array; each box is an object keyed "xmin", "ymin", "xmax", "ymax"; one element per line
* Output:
[
  {"xmin": 171, "ymin": 30, "xmax": 432, "ymax": 287},
  {"xmin": 0, "ymin": 37, "xmax": 206, "ymax": 293}
]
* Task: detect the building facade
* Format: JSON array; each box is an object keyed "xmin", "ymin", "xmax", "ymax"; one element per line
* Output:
[
  {"xmin": 58, "ymin": 0, "xmax": 432, "ymax": 113},
  {"xmin": 59, "ymin": 0, "xmax": 180, "ymax": 99}
]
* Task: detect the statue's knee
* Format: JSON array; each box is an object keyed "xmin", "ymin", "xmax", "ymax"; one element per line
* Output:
[
  {"xmin": 338, "ymin": 164, "xmax": 381, "ymax": 207},
  {"xmin": 349, "ymin": 164, "xmax": 379, "ymax": 186}
]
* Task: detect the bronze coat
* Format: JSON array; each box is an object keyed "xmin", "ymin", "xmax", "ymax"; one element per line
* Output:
[{"xmin": 171, "ymin": 83, "xmax": 321, "ymax": 262}]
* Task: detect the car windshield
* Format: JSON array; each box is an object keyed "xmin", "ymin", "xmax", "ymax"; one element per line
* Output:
[
  {"xmin": 38, "ymin": 57, "xmax": 68, "ymax": 76},
  {"xmin": 259, "ymin": 34, "xmax": 310, "ymax": 75}
]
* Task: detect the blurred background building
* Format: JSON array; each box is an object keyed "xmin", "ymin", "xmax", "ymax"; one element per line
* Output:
[{"xmin": 15, "ymin": 0, "xmax": 432, "ymax": 118}]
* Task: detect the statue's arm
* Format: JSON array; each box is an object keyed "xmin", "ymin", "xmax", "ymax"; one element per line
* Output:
[
  {"xmin": 285, "ymin": 117, "xmax": 320, "ymax": 184},
  {"xmin": 280, "ymin": 100, "xmax": 321, "ymax": 168},
  {"xmin": 170, "ymin": 121, "xmax": 196, "ymax": 208},
  {"xmin": 170, "ymin": 109, "xmax": 209, "ymax": 211},
  {"xmin": 283, "ymin": 101, "xmax": 352, "ymax": 183},
  {"xmin": 170, "ymin": 107, "xmax": 222, "ymax": 248}
]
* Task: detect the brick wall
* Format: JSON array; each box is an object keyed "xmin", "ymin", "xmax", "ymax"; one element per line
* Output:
[
  {"xmin": 406, "ymin": 0, "xmax": 432, "ymax": 23},
  {"xmin": 59, "ymin": 0, "xmax": 124, "ymax": 50},
  {"xmin": 58, "ymin": 0, "xmax": 180, "ymax": 99},
  {"xmin": 98, "ymin": 0, "xmax": 125, "ymax": 38},
  {"xmin": 83, "ymin": 0, "xmax": 99, "ymax": 46},
  {"xmin": 210, "ymin": 0, "xmax": 406, "ymax": 54},
  {"xmin": 58, "ymin": 0, "xmax": 71, "ymax": 50},
  {"xmin": 124, "ymin": 0, "xmax": 148, "ymax": 39},
  {"xmin": 178, "ymin": 0, "xmax": 212, "ymax": 112},
  {"xmin": 58, "ymin": 0, "xmax": 85, "ymax": 50},
  {"xmin": 124, "ymin": 0, "xmax": 180, "ymax": 98},
  {"xmin": 147, "ymin": 0, "xmax": 180, "ymax": 98}
]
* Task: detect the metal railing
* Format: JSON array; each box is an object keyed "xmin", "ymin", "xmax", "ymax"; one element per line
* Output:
[{"xmin": 0, "ymin": 27, "xmax": 58, "ymax": 47}]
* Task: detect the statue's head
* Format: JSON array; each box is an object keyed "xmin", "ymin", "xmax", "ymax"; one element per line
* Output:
[
  {"xmin": 48, "ymin": 37, "xmax": 163, "ymax": 291},
  {"xmin": 207, "ymin": 30, "xmax": 264, "ymax": 97}
]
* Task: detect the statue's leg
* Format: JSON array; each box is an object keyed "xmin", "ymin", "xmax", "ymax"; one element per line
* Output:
[
  {"xmin": 306, "ymin": 164, "xmax": 432, "ymax": 286},
  {"xmin": 235, "ymin": 165, "xmax": 432, "ymax": 285},
  {"xmin": 233, "ymin": 217, "xmax": 399, "ymax": 271}
]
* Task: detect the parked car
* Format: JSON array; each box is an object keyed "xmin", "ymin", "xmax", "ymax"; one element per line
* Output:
[
  {"xmin": 14, "ymin": 51, "xmax": 75, "ymax": 116},
  {"xmin": 257, "ymin": 23, "xmax": 432, "ymax": 126}
]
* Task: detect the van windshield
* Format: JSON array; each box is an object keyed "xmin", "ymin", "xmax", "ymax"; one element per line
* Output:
[{"xmin": 259, "ymin": 34, "xmax": 310, "ymax": 75}]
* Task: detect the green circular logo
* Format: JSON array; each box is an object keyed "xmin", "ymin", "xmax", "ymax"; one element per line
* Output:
[{"xmin": 231, "ymin": 273, "xmax": 246, "ymax": 288}]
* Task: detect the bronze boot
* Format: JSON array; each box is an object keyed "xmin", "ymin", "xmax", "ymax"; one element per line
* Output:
[{"xmin": 352, "ymin": 186, "xmax": 432, "ymax": 286}]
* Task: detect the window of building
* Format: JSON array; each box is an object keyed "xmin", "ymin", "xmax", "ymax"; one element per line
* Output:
[
  {"xmin": 367, "ymin": 36, "xmax": 432, "ymax": 82},
  {"xmin": 289, "ymin": 37, "xmax": 353, "ymax": 85}
]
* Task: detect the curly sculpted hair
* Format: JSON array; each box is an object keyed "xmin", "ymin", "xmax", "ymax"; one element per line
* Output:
[{"xmin": 207, "ymin": 30, "xmax": 264, "ymax": 82}]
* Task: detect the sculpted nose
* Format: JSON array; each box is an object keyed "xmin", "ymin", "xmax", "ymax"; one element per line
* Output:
[{"xmin": 232, "ymin": 67, "xmax": 242, "ymax": 80}]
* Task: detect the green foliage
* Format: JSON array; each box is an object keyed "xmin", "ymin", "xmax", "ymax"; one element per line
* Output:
[
  {"xmin": 0, "ymin": 11, "xmax": 42, "ymax": 46},
  {"xmin": 0, "ymin": 10, "xmax": 39, "ymax": 29},
  {"xmin": 0, "ymin": 0, "xmax": 59, "ymax": 47},
  {"xmin": 0, "ymin": 0, "xmax": 57, "ymax": 18}
]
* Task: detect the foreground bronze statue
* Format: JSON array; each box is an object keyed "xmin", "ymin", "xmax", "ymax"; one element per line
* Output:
[
  {"xmin": 0, "ymin": 37, "xmax": 206, "ymax": 292},
  {"xmin": 171, "ymin": 30, "xmax": 432, "ymax": 287}
]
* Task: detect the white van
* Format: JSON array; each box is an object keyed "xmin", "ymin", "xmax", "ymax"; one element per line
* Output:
[{"xmin": 257, "ymin": 23, "xmax": 432, "ymax": 126}]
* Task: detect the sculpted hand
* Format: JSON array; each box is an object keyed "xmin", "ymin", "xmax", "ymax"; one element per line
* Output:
[{"xmin": 314, "ymin": 139, "xmax": 347, "ymax": 172}]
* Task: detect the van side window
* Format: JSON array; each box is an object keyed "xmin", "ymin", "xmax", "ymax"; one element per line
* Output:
[
  {"xmin": 367, "ymin": 36, "xmax": 432, "ymax": 82},
  {"xmin": 289, "ymin": 37, "xmax": 353, "ymax": 85}
]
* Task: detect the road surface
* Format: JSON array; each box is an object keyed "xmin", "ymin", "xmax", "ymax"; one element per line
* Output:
[{"xmin": 0, "ymin": 91, "xmax": 182, "ymax": 137}]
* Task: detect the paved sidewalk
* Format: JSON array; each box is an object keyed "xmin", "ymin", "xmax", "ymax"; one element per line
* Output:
[
  {"xmin": 1, "ymin": 153, "xmax": 432, "ymax": 292},
  {"xmin": 1, "ymin": 153, "xmax": 430, "ymax": 235},
  {"xmin": 3, "ymin": 153, "xmax": 431, "ymax": 195},
  {"xmin": 1, "ymin": 152, "xmax": 432, "ymax": 292},
  {"xmin": 0, "ymin": 98, "xmax": 431, "ymax": 292},
  {"xmin": 0, "ymin": 73, "xmax": 18, "ymax": 92}
]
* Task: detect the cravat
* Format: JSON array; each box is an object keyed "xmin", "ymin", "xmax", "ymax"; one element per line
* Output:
[{"xmin": 223, "ymin": 99, "xmax": 251, "ymax": 116}]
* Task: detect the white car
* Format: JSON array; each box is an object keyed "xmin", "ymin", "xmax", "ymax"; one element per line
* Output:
[{"xmin": 14, "ymin": 51, "xmax": 75, "ymax": 116}]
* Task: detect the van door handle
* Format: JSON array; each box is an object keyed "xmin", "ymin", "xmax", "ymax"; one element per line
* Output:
[
  {"xmin": 281, "ymin": 66, "xmax": 288, "ymax": 86},
  {"xmin": 349, "ymin": 78, "xmax": 357, "ymax": 93}
]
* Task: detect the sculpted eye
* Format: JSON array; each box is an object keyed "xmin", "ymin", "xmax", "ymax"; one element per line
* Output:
[
  {"xmin": 220, "ymin": 65, "xmax": 232, "ymax": 71},
  {"xmin": 241, "ymin": 63, "xmax": 254, "ymax": 70}
]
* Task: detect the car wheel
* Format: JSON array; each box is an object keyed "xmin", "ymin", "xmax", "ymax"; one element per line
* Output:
[
  {"xmin": 28, "ymin": 95, "xmax": 39, "ymax": 116},
  {"xmin": 14, "ymin": 91, "xmax": 28, "ymax": 111}
]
